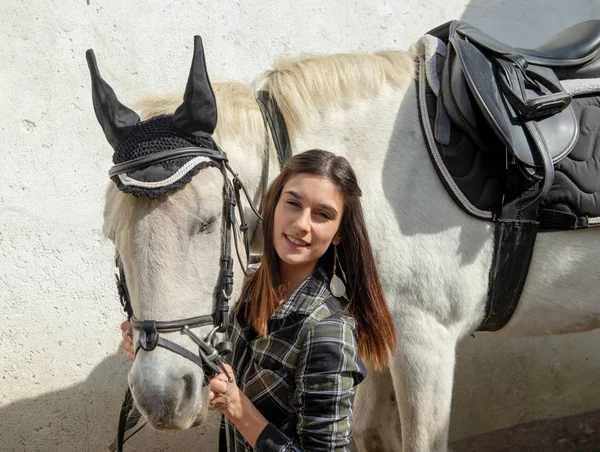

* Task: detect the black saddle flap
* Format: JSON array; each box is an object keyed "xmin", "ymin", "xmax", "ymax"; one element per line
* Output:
[{"xmin": 451, "ymin": 36, "xmax": 578, "ymax": 167}]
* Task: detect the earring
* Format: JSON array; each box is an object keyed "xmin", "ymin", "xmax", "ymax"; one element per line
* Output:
[{"xmin": 329, "ymin": 245, "xmax": 347, "ymax": 298}]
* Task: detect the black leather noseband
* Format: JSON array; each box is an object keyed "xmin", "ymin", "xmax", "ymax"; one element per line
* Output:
[{"xmin": 134, "ymin": 317, "xmax": 225, "ymax": 377}]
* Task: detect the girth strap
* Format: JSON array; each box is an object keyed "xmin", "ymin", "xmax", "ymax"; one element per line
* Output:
[{"xmin": 478, "ymin": 202, "xmax": 539, "ymax": 331}]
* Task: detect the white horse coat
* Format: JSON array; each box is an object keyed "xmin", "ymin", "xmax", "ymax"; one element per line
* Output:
[{"xmin": 103, "ymin": 48, "xmax": 600, "ymax": 451}]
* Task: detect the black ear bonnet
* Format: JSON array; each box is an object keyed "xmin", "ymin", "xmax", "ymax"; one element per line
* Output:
[{"xmin": 86, "ymin": 36, "xmax": 221, "ymax": 198}]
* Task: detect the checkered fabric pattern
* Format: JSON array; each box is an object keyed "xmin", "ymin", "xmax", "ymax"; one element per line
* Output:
[{"xmin": 220, "ymin": 266, "xmax": 367, "ymax": 451}]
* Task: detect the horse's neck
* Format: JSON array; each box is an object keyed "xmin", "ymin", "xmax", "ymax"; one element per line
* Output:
[
  {"xmin": 289, "ymin": 83, "xmax": 427, "ymax": 199},
  {"xmin": 286, "ymin": 81, "xmax": 484, "ymax": 242}
]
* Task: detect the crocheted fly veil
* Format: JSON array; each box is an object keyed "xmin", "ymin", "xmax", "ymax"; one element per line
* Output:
[{"xmin": 86, "ymin": 36, "xmax": 221, "ymax": 198}]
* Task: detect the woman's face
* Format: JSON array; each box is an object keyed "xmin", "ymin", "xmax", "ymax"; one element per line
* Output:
[{"xmin": 272, "ymin": 173, "xmax": 344, "ymax": 276}]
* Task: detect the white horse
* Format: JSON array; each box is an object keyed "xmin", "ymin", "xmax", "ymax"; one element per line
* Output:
[{"xmin": 102, "ymin": 46, "xmax": 600, "ymax": 451}]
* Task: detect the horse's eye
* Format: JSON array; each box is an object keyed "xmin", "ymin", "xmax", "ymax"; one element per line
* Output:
[{"xmin": 197, "ymin": 218, "xmax": 216, "ymax": 234}]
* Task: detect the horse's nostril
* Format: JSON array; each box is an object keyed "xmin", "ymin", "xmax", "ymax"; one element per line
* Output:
[{"xmin": 181, "ymin": 373, "xmax": 198, "ymax": 400}]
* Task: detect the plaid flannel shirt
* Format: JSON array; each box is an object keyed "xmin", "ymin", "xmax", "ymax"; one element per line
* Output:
[{"xmin": 219, "ymin": 266, "xmax": 367, "ymax": 452}]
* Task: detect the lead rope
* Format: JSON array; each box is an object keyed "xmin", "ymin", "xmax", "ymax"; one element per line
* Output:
[
  {"xmin": 116, "ymin": 389, "xmax": 130, "ymax": 452},
  {"xmin": 112, "ymin": 256, "xmax": 143, "ymax": 452}
]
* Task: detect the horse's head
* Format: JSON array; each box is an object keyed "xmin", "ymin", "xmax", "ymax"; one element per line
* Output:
[{"xmin": 88, "ymin": 37, "xmax": 269, "ymax": 429}]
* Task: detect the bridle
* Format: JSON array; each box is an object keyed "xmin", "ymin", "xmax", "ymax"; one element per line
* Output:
[
  {"xmin": 87, "ymin": 32, "xmax": 293, "ymax": 451},
  {"xmin": 110, "ymin": 144, "xmax": 266, "ymax": 451},
  {"xmin": 108, "ymin": 91, "xmax": 290, "ymax": 452},
  {"xmin": 112, "ymin": 143, "xmax": 266, "ymax": 370}
]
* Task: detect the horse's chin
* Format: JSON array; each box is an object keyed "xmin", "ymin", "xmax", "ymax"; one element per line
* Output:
[
  {"xmin": 143, "ymin": 407, "xmax": 197, "ymax": 431},
  {"xmin": 146, "ymin": 398, "xmax": 209, "ymax": 431},
  {"xmin": 137, "ymin": 384, "xmax": 211, "ymax": 431},
  {"xmin": 148, "ymin": 407, "xmax": 213, "ymax": 433}
]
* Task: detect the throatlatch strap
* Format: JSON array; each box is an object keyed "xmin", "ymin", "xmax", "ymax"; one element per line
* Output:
[{"xmin": 256, "ymin": 90, "xmax": 292, "ymax": 168}]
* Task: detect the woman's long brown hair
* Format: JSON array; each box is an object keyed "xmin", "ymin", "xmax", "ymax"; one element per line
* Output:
[{"xmin": 238, "ymin": 149, "xmax": 396, "ymax": 370}]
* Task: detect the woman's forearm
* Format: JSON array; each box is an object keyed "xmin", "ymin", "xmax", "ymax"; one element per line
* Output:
[{"xmin": 224, "ymin": 389, "xmax": 269, "ymax": 448}]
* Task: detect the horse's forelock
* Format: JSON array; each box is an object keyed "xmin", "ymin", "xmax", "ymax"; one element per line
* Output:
[
  {"xmin": 131, "ymin": 81, "xmax": 265, "ymax": 144},
  {"xmin": 103, "ymin": 78, "xmax": 267, "ymax": 245},
  {"xmin": 103, "ymin": 168, "xmax": 223, "ymax": 249}
]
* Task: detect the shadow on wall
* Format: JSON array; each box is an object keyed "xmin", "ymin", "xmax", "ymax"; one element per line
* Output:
[
  {"xmin": 0, "ymin": 353, "xmax": 219, "ymax": 452},
  {"xmin": 357, "ymin": 330, "xmax": 600, "ymax": 444},
  {"xmin": 451, "ymin": 408, "xmax": 600, "ymax": 452},
  {"xmin": 459, "ymin": 0, "xmax": 599, "ymax": 46},
  {"xmin": 451, "ymin": 330, "xmax": 600, "ymax": 441}
]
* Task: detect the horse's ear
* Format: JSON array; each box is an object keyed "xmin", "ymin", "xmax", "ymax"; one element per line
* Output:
[
  {"xmin": 85, "ymin": 49, "xmax": 140, "ymax": 150},
  {"xmin": 173, "ymin": 36, "xmax": 218, "ymax": 138}
]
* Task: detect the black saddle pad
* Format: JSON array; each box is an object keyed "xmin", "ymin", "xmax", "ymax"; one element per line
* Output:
[{"xmin": 418, "ymin": 42, "xmax": 600, "ymax": 229}]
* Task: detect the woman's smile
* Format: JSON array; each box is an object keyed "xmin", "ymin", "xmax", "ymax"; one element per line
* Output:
[{"xmin": 283, "ymin": 234, "xmax": 310, "ymax": 249}]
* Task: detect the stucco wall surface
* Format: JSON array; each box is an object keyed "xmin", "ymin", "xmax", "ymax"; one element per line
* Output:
[{"xmin": 1, "ymin": 0, "xmax": 598, "ymax": 450}]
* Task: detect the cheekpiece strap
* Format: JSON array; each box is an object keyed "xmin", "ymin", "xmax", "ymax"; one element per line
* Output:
[{"xmin": 115, "ymin": 256, "xmax": 133, "ymax": 319}]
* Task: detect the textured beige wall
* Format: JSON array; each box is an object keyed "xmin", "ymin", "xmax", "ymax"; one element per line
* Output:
[
  {"xmin": 452, "ymin": 330, "xmax": 600, "ymax": 440},
  {"xmin": 1, "ymin": 0, "xmax": 598, "ymax": 450}
]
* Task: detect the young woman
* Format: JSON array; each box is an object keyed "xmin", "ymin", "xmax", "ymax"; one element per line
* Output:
[{"xmin": 121, "ymin": 149, "xmax": 396, "ymax": 451}]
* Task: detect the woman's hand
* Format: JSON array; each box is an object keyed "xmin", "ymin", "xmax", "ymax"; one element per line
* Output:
[
  {"xmin": 209, "ymin": 363, "xmax": 269, "ymax": 447},
  {"xmin": 209, "ymin": 364, "xmax": 242, "ymax": 418},
  {"xmin": 120, "ymin": 320, "xmax": 135, "ymax": 361}
]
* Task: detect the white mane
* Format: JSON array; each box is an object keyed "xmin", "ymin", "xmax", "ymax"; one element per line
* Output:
[{"xmin": 256, "ymin": 49, "xmax": 415, "ymax": 133}]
